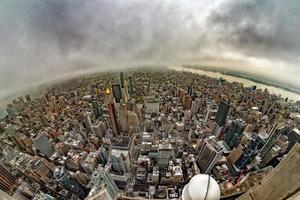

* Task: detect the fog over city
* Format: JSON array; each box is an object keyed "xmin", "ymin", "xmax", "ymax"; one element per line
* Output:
[{"xmin": 1, "ymin": 0, "xmax": 300, "ymax": 99}]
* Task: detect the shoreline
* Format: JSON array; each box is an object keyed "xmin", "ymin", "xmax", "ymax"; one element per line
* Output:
[
  {"xmin": 169, "ymin": 66, "xmax": 300, "ymax": 101},
  {"xmin": 183, "ymin": 66, "xmax": 300, "ymax": 95}
]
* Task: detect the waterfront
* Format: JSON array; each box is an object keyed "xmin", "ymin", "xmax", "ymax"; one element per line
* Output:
[{"xmin": 169, "ymin": 66, "xmax": 300, "ymax": 101}]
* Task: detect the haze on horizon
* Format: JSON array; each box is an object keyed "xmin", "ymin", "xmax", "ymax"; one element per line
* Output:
[{"xmin": 1, "ymin": 0, "xmax": 300, "ymax": 100}]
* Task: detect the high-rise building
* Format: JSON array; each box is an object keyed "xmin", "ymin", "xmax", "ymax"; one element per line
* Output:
[
  {"xmin": 25, "ymin": 95, "xmax": 32, "ymax": 105},
  {"xmin": 92, "ymin": 121, "xmax": 105, "ymax": 138},
  {"xmin": 187, "ymin": 86, "xmax": 192, "ymax": 96},
  {"xmin": 53, "ymin": 166, "xmax": 87, "ymax": 199},
  {"xmin": 128, "ymin": 76, "xmax": 133, "ymax": 95},
  {"xmin": 286, "ymin": 128, "xmax": 300, "ymax": 153},
  {"xmin": 236, "ymin": 139, "xmax": 258, "ymax": 169},
  {"xmin": 259, "ymin": 126, "xmax": 283, "ymax": 159},
  {"xmin": 98, "ymin": 147, "xmax": 109, "ymax": 165},
  {"xmin": 118, "ymin": 103, "xmax": 128, "ymax": 132},
  {"xmin": 121, "ymin": 80, "xmax": 130, "ymax": 103},
  {"xmin": 182, "ymin": 94, "xmax": 192, "ymax": 110},
  {"xmin": 32, "ymin": 134, "xmax": 55, "ymax": 158},
  {"xmin": 197, "ymin": 136, "xmax": 223, "ymax": 174},
  {"xmin": 92, "ymin": 101, "xmax": 102, "ymax": 119},
  {"xmin": 224, "ymin": 119, "xmax": 246, "ymax": 150},
  {"xmin": 111, "ymin": 136, "xmax": 134, "ymax": 174},
  {"xmin": 112, "ymin": 84, "xmax": 122, "ymax": 103},
  {"xmin": 227, "ymin": 144, "xmax": 244, "ymax": 165},
  {"xmin": 215, "ymin": 101, "xmax": 230, "ymax": 127},
  {"xmin": 158, "ymin": 143, "xmax": 175, "ymax": 168},
  {"xmin": 111, "ymin": 152, "xmax": 127, "ymax": 175},
  {"xmin": 0, "ymin": 164, "xmax": 17, "ymax": 193},
  {"xmin": 260, "ymin": 145, "xmax": 281, "ymax": 167},
  {"xmin": 86, "ymin": 168, "xmax": 120, "ymax": 200},
  {"xmin": 108, "ymin": 102, "xmax": 119, "ymax": 136},
  {"xmin": 120, "ymin": 72, "xmax": 124, "ymax": 88}
]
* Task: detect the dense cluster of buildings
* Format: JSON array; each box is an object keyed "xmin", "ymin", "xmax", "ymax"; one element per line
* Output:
[{"xmin": 0, "ymin": 69, "xmax": 299, "ymax": 199}]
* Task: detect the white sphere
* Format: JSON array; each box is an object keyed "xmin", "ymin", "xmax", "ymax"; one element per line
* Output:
[{"xmin": 182, "ymin": 174, "xmax": 220, "ymax": 200}]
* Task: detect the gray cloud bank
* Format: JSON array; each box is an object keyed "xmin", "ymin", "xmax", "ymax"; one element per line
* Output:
[{"xmin": 0, "ymin": 0, "xmax": 300, "ymax": 99}]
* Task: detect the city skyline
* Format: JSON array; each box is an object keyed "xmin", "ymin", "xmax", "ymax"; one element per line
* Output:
[
  {"xmin": 0, "ymin": 1, "xmax": 300, "ymax": 199},
  {"xmin": 0, "ymin": 69, "xmax": 299, "ymax": 200}
]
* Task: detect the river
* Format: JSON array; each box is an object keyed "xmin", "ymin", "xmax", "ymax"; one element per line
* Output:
[{"xmin": 168, "ymin": 66, "xmax": 300, "ymax": 101}]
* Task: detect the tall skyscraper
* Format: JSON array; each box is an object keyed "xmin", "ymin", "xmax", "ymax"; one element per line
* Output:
[
  {"xmin": 102, "ymin": 171, "xmax": 120, "ymax": 199},
  {"xmin": 108, "ymin": 102, "xmax": 119, "ymax": 136},
  {"xmin": 53, "ymin": 166, "xmax": 87, "ymax": 199},
  {"xmin": 224, "ymin": 119, "xmax": 246, "ymax": 150},
  {"xmin": 215, "ymin": 101, "xmax": 230, "ymax": 127},
  {"xmin": 260, "ymin": 145, "xmax": 281, "ymax": 167},
  {"xmin": 32, "ymin": 133, "xmax": 55, "ymax": 158},
  {"xmin": 86, "ymin": 169, "xmax": 120, "ymax": 200},
  {"xmin": 98, "ymin": 147, "xmax": 109, "ymax": 165},
  {"xmin": 0, "ymin": 164, "xmax": 17, "ymax": 193},
  {"xmin": 128, "ymin": 76, "xmax": 133, "ymax": 95},
  {"xmin": 187, "ymin": 86, "xmax": 192, "ymax": 96},
  {"xmin": 120, "ymin": 72, "xmax": 124, "ymax": 88},
  {"xmin": 118, "ymin": 103, "xmax": 128, "ymax": 132},
  {"xmin": 286, "ymin": 128, "xmax": 300, "ymax": 153},
  {"xmin": 182, "ymin": 94, "xmax": 192, "ymax": 110},
  {"xmin": 91, "ymin": 101, "xmax": 102, "ymax": 119},
  {"xmin": 112, "ymin": 84, "xmax": 122, "ymax": 103},
  {"xmin": 236, "ymin": 139, "xmax": 258, "ymax": 169},
  {"xmin": 197, "ymin": 136, "xmax": 223, "ymax": 174},
  {"xmin": 259, "ymin": 126, "xmax": 283, "ymax": 159},
  {"xmin": 110, "ymin": 152, "xmax": 127, "ymax": 175}
]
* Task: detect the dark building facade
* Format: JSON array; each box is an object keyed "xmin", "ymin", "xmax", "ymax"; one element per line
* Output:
[
  {"xmin": 224, "ymin": 119, "xmax": 246, "ymax": 150},
  {"xmin": 215, "ymin": 101, "xmax": 230, "ymax": 127}
]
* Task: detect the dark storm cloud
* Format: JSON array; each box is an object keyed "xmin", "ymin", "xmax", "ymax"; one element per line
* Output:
[
  {"xmin": 208, "ymin": 0, "xmax": 300, "ymax": 61},
  {"xmin": 0, "ymin": 0, "xmax": 300, "ymax": 100}
]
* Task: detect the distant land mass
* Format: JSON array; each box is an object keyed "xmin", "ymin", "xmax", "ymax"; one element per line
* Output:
[{"xmin": 183, "ymin": 65, "xmax": 300, "ymax": 95}]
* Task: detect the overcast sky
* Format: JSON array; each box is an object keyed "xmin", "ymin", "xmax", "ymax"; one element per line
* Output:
[{"xmin": 0, "ymin": 0, "xmax": 300, "ymax": 99}]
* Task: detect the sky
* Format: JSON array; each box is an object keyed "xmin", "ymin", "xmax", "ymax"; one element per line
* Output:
[{"xmin": 0, "ymin": 0, "xmax": 300, "ymax": 99}]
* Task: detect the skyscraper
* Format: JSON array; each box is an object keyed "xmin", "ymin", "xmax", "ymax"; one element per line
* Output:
[
  {"xmin": 120, "ymin": 72, "xmax": 124, "ymax": 88},
  {"xmin": 286, "ymin": 128, "xmax": 300, "ymax": 153},
  {"xmin": 158, "ymin": 143, "xmax": 175, "ymax": 168},
  {"xmin": 91, "ymin": 101, "xmax": 102, "ymax": 119},
  {"xmin": 259, "ymin": 126, "xmax": 283, "ymax": 159},
  {"xmin": 108, "ymin": 102, "xmax": 119, "ymax": 136},
  {"xmin": 118, "ymin": 103, "xmax": 128, "ymax": 132},
  {"xmin": 182, "ymin": 94, "xmax": 192, "ymax": 110},
  {"xmin": 128, "ymin": 76, "xmax": 133, "ymax": 95},
  {"xmin": 236, "ymin": 139, "xmax": 259, "ymax": 169},
  {"xmin": 224, "ymin": 119, "xmax": 246, "ymax": 150},
  {"xmin": 32, "ymin": 133, "xmax": 55, "ymax": 158},
  {"xmin": 197, "ymin": 136, "xmax": 223, "ymax": 174},
  {"xmin": 98, "ymin": 147, "xmax": 109, "ymax": 165},
  {"xmin": 53, "ymin": 166, "xmax": 87, "ymax": 199},
  {"xmin": 111, "ymin": 152, "xmax": 127, "ymax": 175},
  {"xmin": 215, "ymin": 101, "xmax": 230, "ymax": 127},
  {"xmin": 112, "ymin": 84, "xmax": 122, "ymax": 103},
  {"xmin": 187, "ymin": 86, "xmax": 192, "ymax": 96},
  {"xmin": 102, "ymin": 172, "xmax": 120, "ymax": 200}
]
